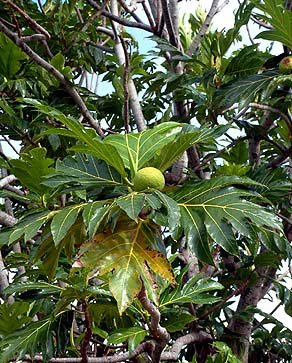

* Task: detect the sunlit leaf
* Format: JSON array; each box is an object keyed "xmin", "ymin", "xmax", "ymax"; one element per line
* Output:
[
  {"xmin": 10, "ymin": 147, "xmax": 55, "ymax": 196},
  {"xmin": 0, "ymin": 33, "xmax": 27, "ymax": 78},
  {"xmin": 104, "ymin": 122, "xmax": 181, "ymax": 177},
  {"xmin": 23, "ymin": 100, "xmax": 127, "ymax": 178},
  {"xmin": 0, "ymin": 210, "xmax": 54, "ymax": 246},
  {"xmin": 171, "ymin": 176, "xmax": 282, "ymax": 259},
  {"xmin": 151, "ymin": 124, "xmax": 229, "ymax": 172},
  {"xmin": 43, "ymin": 154, "xmax": 124, "ymax": 189},
  {"xmin": 75, "ymin": 217, "xmax": 175, "ymax": 313}
]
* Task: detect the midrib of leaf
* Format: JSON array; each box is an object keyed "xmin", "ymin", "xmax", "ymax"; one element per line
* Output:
[
  {"xmin": 182, "ymin": 206, "xmax": 205, "ymax": 245},
  {"xmin": 125, "ymin": 220, "xmax": 141, "ymax": 273}
]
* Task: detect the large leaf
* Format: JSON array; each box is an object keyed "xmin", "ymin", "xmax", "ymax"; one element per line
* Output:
[
  {"xmin": 24, "ymin": 99, "xmax": 127, "ymax": 178},
  {"xmin": 74, "ymin": 217, "xmax": 175, "ymax": 313},
  {"xmin": 50, "ymin": 204, "xmax": 84, "ymax": 246},
  {"xmin": 103, "ymin": 122, "xmax": 181, "ymax": 177},
  {"xmin": 0, "ymin": 210, "xmax": 54, "ymax": 246},
  {"xmin": 10, "ymin": 147, "xmax": 55, "ymax": 196},
  {"xmin": 0, "ymin": 312, "xmax": 71, "ymax": 362},
  {"xmin": 214, "ymin": 70, "xmax": 278, "ymax": 110},
  {"xmin": 253, "ymin": 0, "xmax": 292, "ymax": 49},
  {"xmin": 151, "ymin": 124, "xmax": 229, "ymax": 172},
  {"xmin": 159, "ymin": 273, "xmax": 223, "ymax": 307},
  {"xmin": 171, "ymin": 176, "xmax": 282, "ymax": 260},
  {"xmin": 0, "ymin": 33, "xmax": 27, "ymax": 78},
  {"xmin": 43, "ymin": 153, "xmax": 124, "ymax": 189},
  {"xmin": 0, "ymin": 302, "xmax": 31, "ymax": 336}
]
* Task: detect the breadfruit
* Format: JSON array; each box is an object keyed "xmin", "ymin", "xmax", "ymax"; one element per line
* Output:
[
  {"xmin": 133, "ymin": 167, "xmax": 165, "ymax": 191},
  {"xmin": 279, "ymin": 56, "xmax": 292, "ymax": 74}
]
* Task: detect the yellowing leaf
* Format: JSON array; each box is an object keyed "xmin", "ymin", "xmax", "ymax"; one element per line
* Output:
[{"xmin": 75, "ymin": 217, "xmax": 175, "ymax": 313}]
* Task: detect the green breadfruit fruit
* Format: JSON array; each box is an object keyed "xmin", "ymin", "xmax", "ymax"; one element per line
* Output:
[
  {"xmin": 133, "ymin": 167, "xmax": 165, "ymax": 191},
  {"xmin": 279, "ymin": 56, "xmax": 292, "ymax": 74}
]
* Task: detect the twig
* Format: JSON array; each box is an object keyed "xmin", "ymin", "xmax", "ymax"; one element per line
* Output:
[
  {"xmin": 37, "ymin": 0, "xmax": 45, "ymax": 14},
  {"xmin": 86, "ymin": 0, "xmax": 152, "ymax": 33},
  {"xmin": 6, "ymin": 0, "xmax": 50, "ymax": 39},
  {"xmin": 193, "ymin": 136, "xmax": 248, "ymax": 171},
  {"xmin": 0, "ymin": 20, "xmax": 104, "ymax": 137},
  {"xmin": 141, "ymin": 0, "xmax": 156, "ymax": 30},
  {"xmin": 187, "ymin": 0, "xmax": 220, "ymax": 56},
  {"xmin": 117, "ymin": 0, "xmax": 143, "ymax": 23}
]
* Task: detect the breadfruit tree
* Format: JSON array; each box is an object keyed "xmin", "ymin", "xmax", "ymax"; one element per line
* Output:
[{"xmin": 0, "ymin": 0, "xmax": 292, "ymax": 362}]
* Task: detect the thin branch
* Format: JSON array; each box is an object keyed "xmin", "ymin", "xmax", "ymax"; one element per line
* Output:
[
  {"xmin": 23, "ymin": 342, "xmax": 152, "ymax": 363},
  {"xmin": 7, "ymin": 0, "xmax": 50, "ymax": 39},
  {"xmin": 88, "ymin": 41, "xmax": 114, "ymax": 53},
  {"xmin": 86, "ymin": 0, "xmax": 152, "ymax": 32},
  {"xmin": 0, "ymin": 20, "xmax": 104, "ymax": 137},
  {"xmin": 249, "ymin": 102, "xmax": 292, "ymax": 133},
  {"xmin": 109, "ymin": 0, "xmax": 147, "ymax": 131},
  {"xmin": 160, "ymin": 0, "xmax": 178, "ymax": 47},
  {"xmin": 20, "ymin": 34, "xmax": 47, "ymax": 42},
  {"xmin": 117, "ymin": 0, "xmax": 143, "ymax": 23},
  {"xmin": 160, "ymin": 331, "xmax": 212, "ymax": 360},
  {"xmin": 141, "ymin": 0, "xmax": 156, "ymax": 30},
  {"xmin": 268, "ymin": 145, "xmax": 292, "ymax": 168},
  {"xmin": 251, "ymin": 15, "xmax": 273, "ymax": 30},
  {"xmin": 2, "ymin": 135, "xmax": 20, "ymax": 155},
  {"xmin": 193, "ymin": 136, "xmax": 248, "ymax": 171},
  {"xmin": 187, "ymin": 0, "xmax": 220, "ymax": 56},
  {"xmin": 96, "ymin": 26, "xmax": 115, "ymax": 38}
]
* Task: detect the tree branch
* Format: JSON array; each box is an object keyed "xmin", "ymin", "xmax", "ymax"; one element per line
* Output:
[
  {"xmin": 0, "ymin": 20, "xmax": 104, "ymax": 137},
  {"xmin": 187, "ymin": 0, "xmax": 220, "ymax": 56},
  {"xmin": 160, "ymin": 0, "xmax": 178, "ymax": 47},
  {"xmin": 109, "ymin": 0, "xmax": 147, "ymax": 131},
  {"xmin": 138, "ymin": 284, "xmax": 170, "ymax": 363},
  {"xmin": 6, "ymin": 0, "xmax": 50, "ymax": 39},
  {"xmin": 0, "ymin": 210, "xmax": 17, "ymax": 227},
  {"xmin": 0, "ymin": 174, "xmax": 17, "ymax": 188},
  {"xmin": 86, "ymin": 0, "xmax": 153, "ymax": 32}
]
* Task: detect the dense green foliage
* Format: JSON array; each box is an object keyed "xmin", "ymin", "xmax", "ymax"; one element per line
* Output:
[{"xmin": 0, "ymin": 0, "xmax": 292, "ymax": 362}]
